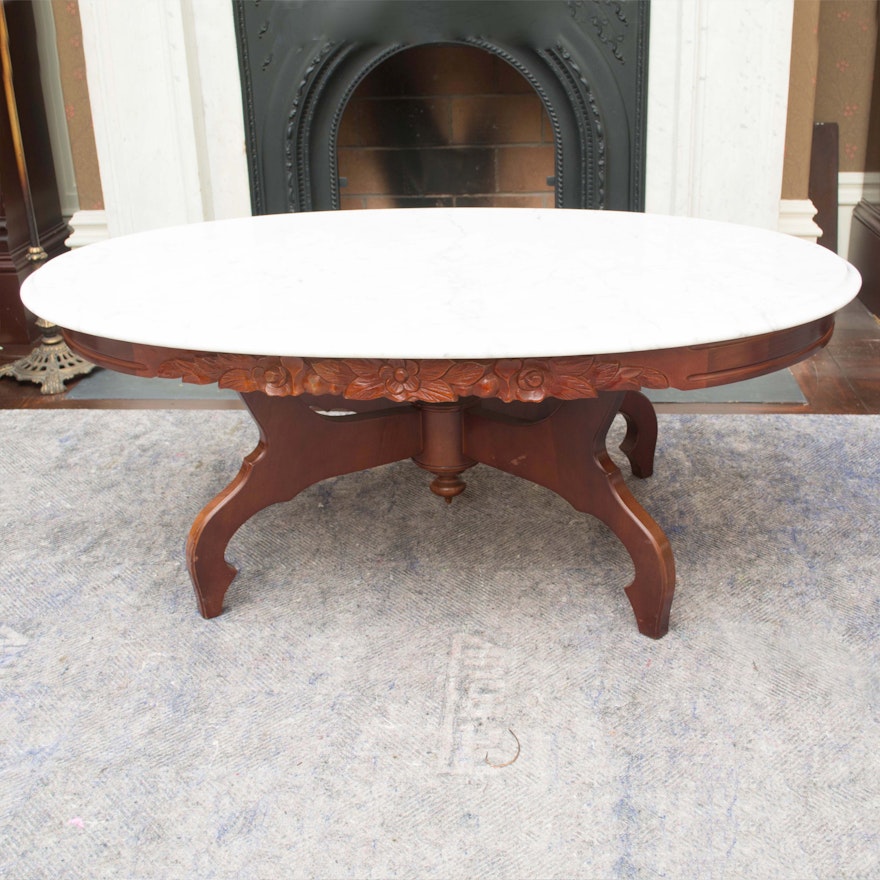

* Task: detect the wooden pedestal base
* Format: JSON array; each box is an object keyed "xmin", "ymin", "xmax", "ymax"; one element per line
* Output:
[{"xmin": 187, "ymin": 390, "xmax": 673, "ymax": 638}]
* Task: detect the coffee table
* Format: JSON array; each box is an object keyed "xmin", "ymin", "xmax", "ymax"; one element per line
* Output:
[{"xmin": 21, "ymin": 208, "xmax": 860, "ymax": 638}]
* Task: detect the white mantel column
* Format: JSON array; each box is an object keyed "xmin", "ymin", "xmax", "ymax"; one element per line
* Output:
[
  {"xmin": 77, "ymin": 0, "xmax": 250, "ymax": 238},
  {"xmin": 645, "ymin": 0, "xmax": 795, "ymax": 230}
]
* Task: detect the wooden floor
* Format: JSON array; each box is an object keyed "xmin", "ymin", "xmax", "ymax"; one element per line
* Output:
[{"xmin": 1, "ymin": 299, "xmax": 878, "ymax": 414}]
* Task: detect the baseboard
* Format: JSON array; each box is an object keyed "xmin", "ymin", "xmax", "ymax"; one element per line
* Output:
[
  {"xmin": 838, "ymin": 172, "xmax": 880, "ymax": 257},
  {"xmin": 839, "ymin": 171, "xmax": 880, "ymax": 207},
  {"xmin": 778, "ymin": 199, "xmax": 822, "ymax": 242},
  {"xmin": 65, "ymin": 210, "xmax": 110, "ymax": 249}
]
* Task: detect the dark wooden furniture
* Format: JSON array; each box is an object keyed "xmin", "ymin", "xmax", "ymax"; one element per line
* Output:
[
  {"xmin": 849, "ymin": 199, "xmax": 880, "ymax": 319},
  {"xmin": 0, "ymin": 0, "xmax": 67, "ymax": 347},
  {"xmin": 54, "ymin": 315, "xmax": 837, "ymax": 640},
  {"xmin": 809, "ymin": 122, "xmax": 839, "ymax": 254}
]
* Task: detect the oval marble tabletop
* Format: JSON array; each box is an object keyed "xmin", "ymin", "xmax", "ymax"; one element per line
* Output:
[{"xmin": 21, "ymin": 208, "xmax": 861, "ymax": 360}]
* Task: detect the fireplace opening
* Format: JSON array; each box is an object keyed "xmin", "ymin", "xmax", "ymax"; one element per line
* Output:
[{"xmin": 337, "ymin": 45, "xmax": 555, "ymax": 210}]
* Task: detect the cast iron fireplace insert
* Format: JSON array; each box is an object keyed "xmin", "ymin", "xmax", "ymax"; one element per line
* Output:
[{"xmin": 233, "ymin": 0, "xmax": 649, "ymax": 214}]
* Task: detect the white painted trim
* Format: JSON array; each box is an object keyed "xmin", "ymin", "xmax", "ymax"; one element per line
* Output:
[
  {"xmin": 77, "ymin": 0, "xmax": 250, "ymax": 238},
  {"xmin": 839, "ymin": 171, "xmax": 880, "ymax": 206},
  {"xmin": 78, "ymin": 0, "xmax": 206, "ymax": 236},
  {"xmin": 181, "ymin": 0, "xmax": 252, "ymax": 221},
  {"xmin": 31, "ymin": 1, "xmax": 79, "ymax": 217},
  {"xmin": 778, "ymin": 199, "xmax": 822, "ymax": 242},
  {"xmin": 646, "ymin": 0, "xmax": 794, "ymax": 229},
  {"xmin": 837, "ymin": 172, "xmax": 880, "ymax": 257},
  {"xmin": 65, "ymin": 210, "xmax": 110, "ymax": 249}
]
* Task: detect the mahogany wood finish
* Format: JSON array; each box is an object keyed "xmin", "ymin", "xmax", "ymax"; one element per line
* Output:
[
  {"xmin": 64, "ymin": 315, "xmax": 835, "ymax": 402},
  {"xmin": 60, "ymin": 315, "xmax": 839, "ymax": 637},
  {"xmin": 464, "ymin": 393, "xmax": 673, "ymax": 638},
  {"xmin": 187, "ymin": 390, "xmax": 668, "ymax": 635},
  {"xmin": 809, "ymin": 122, "xmax": 839, "ymax": 254},
  {"xmin": 619, "ymin": 389, "xmax": 656, "ymax": 479},
  {"xmin": 411, "ymin": 402, "xmax": 475, "ymax": 501},
  {"xmin": 189, "ymin": 392, "xmax": 422, "ymax": 618}
]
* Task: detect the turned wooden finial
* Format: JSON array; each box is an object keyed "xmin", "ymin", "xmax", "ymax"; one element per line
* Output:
[
  {"xmin": 430, "ymin": 472, "xmax": 468, "ymax": 503},
  {"xmin": 412, "ymin": 403, "xmax": 475, "ymax": 504}
]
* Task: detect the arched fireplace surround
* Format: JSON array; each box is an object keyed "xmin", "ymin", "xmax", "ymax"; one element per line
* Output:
[{"xmin": 233, "ymin": 0, "xmax": 649, "ymax": 214}]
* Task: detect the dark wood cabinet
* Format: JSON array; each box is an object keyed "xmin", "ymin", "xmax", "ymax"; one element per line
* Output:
[
  {"xmin": 0, "ymin": 0, "xmax": 68, "ymax": 347},
  {"xmin": 849, "ymin": 198, "xmax": 880, "ymax": 319}
]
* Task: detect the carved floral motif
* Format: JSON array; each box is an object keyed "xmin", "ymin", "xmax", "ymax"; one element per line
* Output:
[{"xmin": 157, "ymin": 354, "xmax": 669, "ymax": 403}]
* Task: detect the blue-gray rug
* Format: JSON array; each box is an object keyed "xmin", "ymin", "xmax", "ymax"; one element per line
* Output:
[{"xmin": 0, "ymin": 411, "xmax": 876, "ymax": 879}]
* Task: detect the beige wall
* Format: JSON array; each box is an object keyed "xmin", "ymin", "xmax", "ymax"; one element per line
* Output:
[
  {"xmin": 782, "ymin": 0, "xmax": 878, "ymax": 198},
  {"xmin": 783, "ymin": 1, "xmax": 822, "ymax": 198},
  {"xmin": 814, "ymin": 0, "xmax": 879, "ymax": 172},
  {"xmin": 50, "ymin": 0, "xmax": 102, "ymax": 210}
]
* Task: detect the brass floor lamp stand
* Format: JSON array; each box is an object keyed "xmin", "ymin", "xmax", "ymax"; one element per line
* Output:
[{"xmin": 0, "ymin": 319, "xmax": 97, "ymax": 396}]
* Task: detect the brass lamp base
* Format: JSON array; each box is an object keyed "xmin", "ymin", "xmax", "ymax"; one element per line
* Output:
[
  {"xmin": 0, "ymin": 246, "xmax": 97, "ymax": 395},
  {"xmin": 0, "ymin": 317, "xmax": 96, "ymax": 395}
]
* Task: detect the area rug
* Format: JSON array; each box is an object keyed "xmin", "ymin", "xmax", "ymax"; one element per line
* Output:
[{"xmin": 0, "ymin": 411, "xmax": 877, "ymax": 879}]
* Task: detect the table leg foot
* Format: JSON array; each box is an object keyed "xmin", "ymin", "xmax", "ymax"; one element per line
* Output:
[
  {"xmin": 619, "ymin": 390, "xmax": 657, "ymax": 479},
  {"xmin": 186, "ymin": 440, "xmax": 272, "ymax": 619},
  {"xmin": 464, "ymin": 393, "xmax": 675, "ymax": 638},
  {"xmin": 187, "ymin": 393, "xmax": 421, "ymax": 618}
]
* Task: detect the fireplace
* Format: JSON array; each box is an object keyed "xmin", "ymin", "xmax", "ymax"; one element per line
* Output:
[
  {"xmin": 336, "ymin": 45, "xmax": 556, "ymax": 210},
  {"xmin": 233, "ymin": 0, "xmax": 650, "ymax": 214}
]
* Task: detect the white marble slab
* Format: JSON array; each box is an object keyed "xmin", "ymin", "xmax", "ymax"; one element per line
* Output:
[{"xmin": 22, "ymin": 208, "xmax": 861, "ymax": 359}]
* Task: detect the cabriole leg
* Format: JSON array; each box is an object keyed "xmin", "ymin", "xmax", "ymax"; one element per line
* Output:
[
  {"xmin": 187, "ymin": 393, "xmax": 421, "ymax": 618},
  {"xmin": 464, "ymin": 393, "xmax": 675, "ymax": 638}
]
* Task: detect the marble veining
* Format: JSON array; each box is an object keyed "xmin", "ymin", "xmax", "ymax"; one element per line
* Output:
[{"xmin": 22, "ymin": 208, "xmax": 861, "ymax": 359}]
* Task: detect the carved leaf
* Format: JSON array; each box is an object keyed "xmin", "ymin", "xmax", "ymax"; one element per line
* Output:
[
  {"xmin": 443, "ymin": 361, "xmax": 490, "ymax": 389},
  {"xmin": 346, "ymin": 359, "xmax": 387, "ymax": 378},
  {"xmin": 638, "ymin": 367, "xmax": 670, "ymax": 389},
  {"xmin": 218, "ymin": 369, "xmax": 261, "ymax": 392},
  {"xmin": 589, "ymin": 361, "xmax": 622, "ymax": 386},
  {"xmin": 552, "ymin": 375, "xmax": 599, "ymax": 399},
  {"xmin": 344, "ymin": 375, "xmax": 388, "ymax": 400},
  {"xmin": 311, "ymin": 360, "xmax": 357, "ymax": 386},
  {"xmin": 419, "ymin": 360, "xmax": 457, "ymax": 382},
  {"xmin": 418, "ymin": 381, "xmax": 459, "ymax": 403}
]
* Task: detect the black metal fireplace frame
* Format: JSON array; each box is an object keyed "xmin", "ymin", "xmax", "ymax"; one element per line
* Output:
[{"xmin": 233, "ymin": 0, "xmax": 650, "ymax": 214}]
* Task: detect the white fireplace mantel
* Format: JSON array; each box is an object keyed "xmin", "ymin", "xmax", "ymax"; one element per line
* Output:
[{"xmin": 76, "ymin": 0, "xmax": 795, "ymax": 239}]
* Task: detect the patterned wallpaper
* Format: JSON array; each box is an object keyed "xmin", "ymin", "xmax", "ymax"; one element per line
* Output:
[
  {"xmin": 50, "ymin": 0, "xmax": 103, "ymax": 210},
  {"xmin": 814, "ymin": 0, "xmax": 879, "ymax": 172},
  {"xmin": 783, "ymin": 0, "xmax": 821, "ymax": 198}
]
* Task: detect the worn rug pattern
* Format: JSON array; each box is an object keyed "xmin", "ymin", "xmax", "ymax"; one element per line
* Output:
[{"xmin": 0, "ymin": 411, "xmax": 878, "ymax": 879}]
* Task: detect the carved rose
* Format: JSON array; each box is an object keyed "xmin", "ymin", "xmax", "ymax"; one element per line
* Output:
[
  {"xmin": 512, "ymin": 360, "xmax": 555, "ymax": 402},
  {"xmin": 492, "ymin": 359, "xmax": 564, "ymax": 402},
  {"xmin": 248, "ymin": 359, "xmax": 293, "ymax": 395}
]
